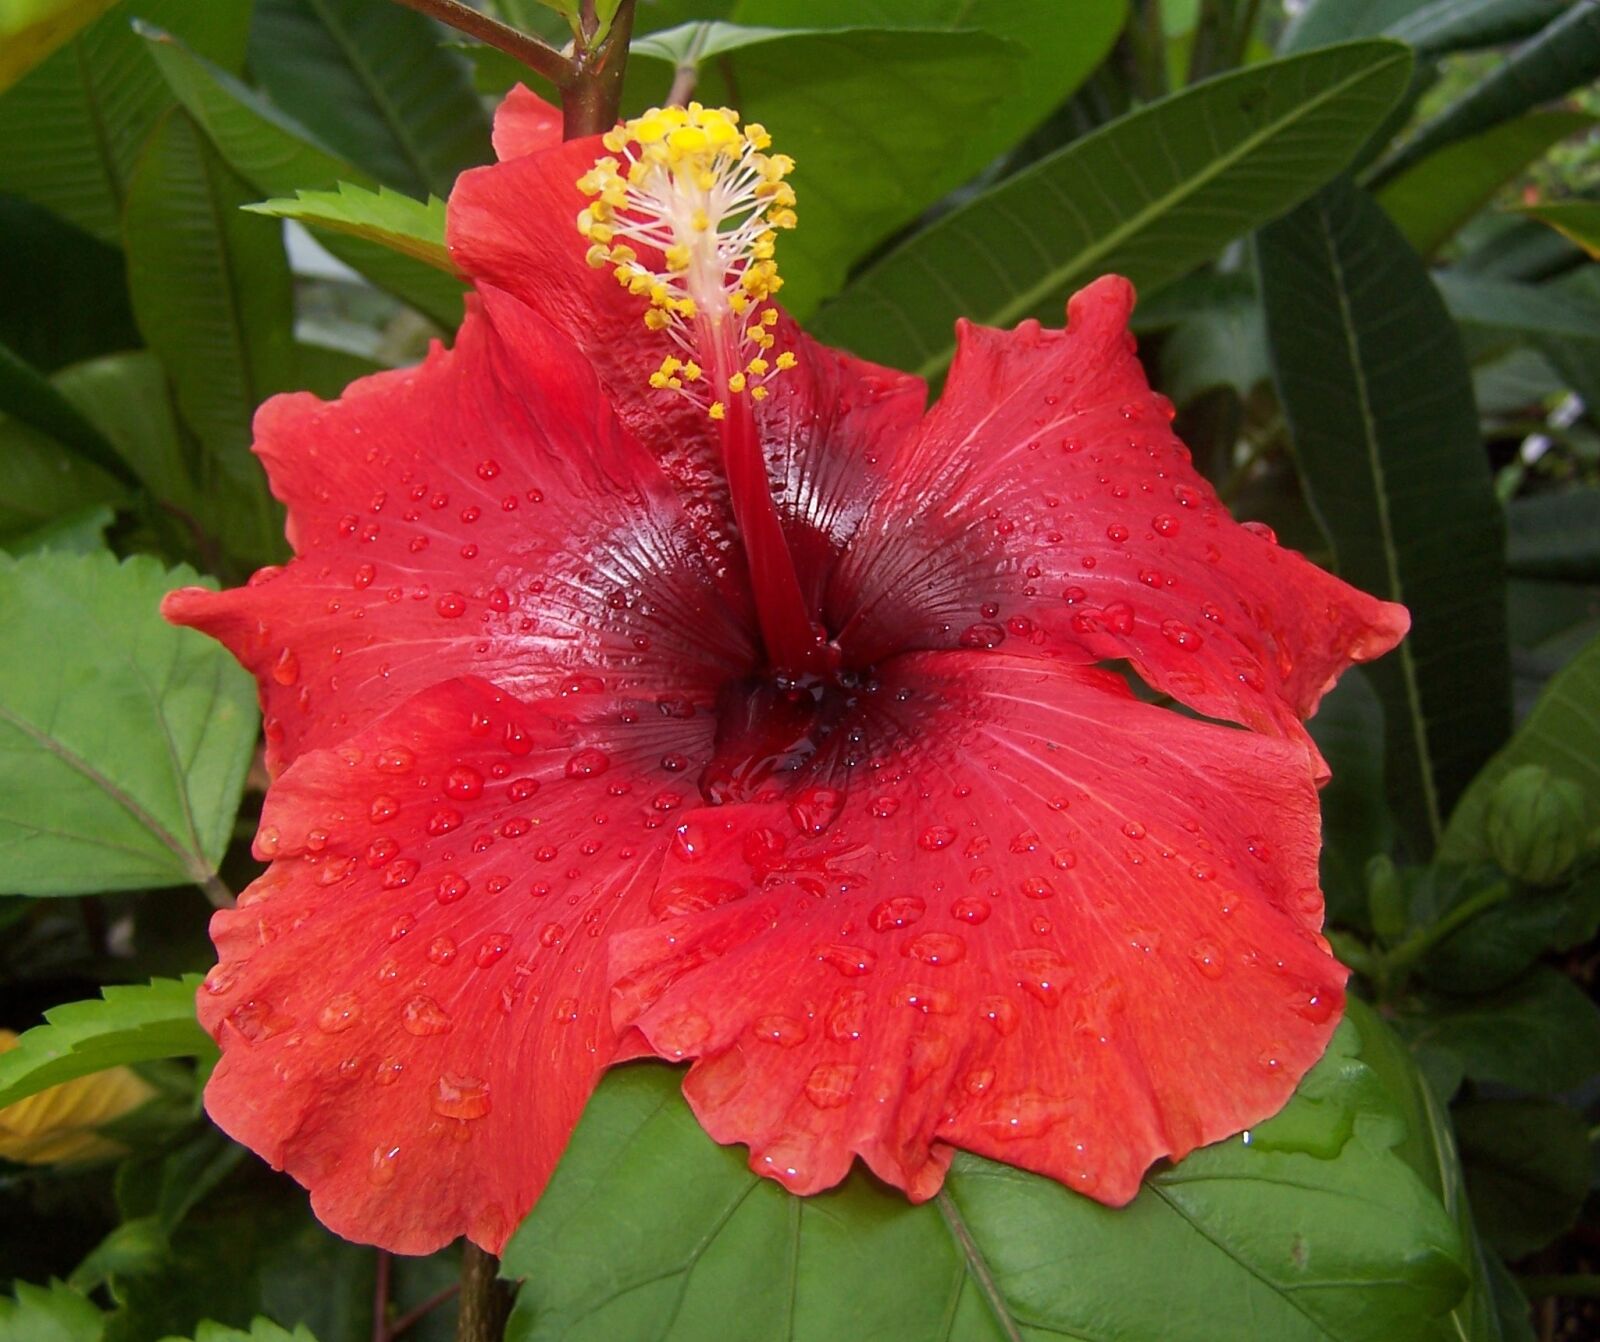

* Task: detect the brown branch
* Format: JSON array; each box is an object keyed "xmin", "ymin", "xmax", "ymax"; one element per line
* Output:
[
  {"xmin": 387, "ymin": 0, "xmax": 576, "ymax": 88},
  {"xmin": 391, "ymin": 1282, "xmax": 461, "ymax": 1337},
  {"xmin": 454, "ymin": 1244, "xmax": 514, "ymax": 1342},
  {"xmin": 562, "ymin": 0, "xmax": 636, "ymax": 137}
]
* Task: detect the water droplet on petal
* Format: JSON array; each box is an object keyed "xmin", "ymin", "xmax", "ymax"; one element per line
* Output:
[
  {"xmin": 918, "ymin": 826, "xmax": 955, "ymax": 851},
  {"xmin": 272, "ymin": 647, "xmax": 300, "ymax": 686},
  {"xmin": 428, "ymin": 936, "xmax": 458, "ymax": 965},
  {"xmin": 566, "ymin": 748, "xmax": 610, "ymax": 779},
  {"xmin": 869, "ymin": 895, "xmax": 926, "ymax": 932},
  {"xmin": 959, "ymin": 622, "xmax": 1006, "ymax": 649},
  {"xmin": 317, "ymin": 993, "xmax": 360, "ymax": 1033},
  {"xmin": 789, "ymin": 785, "xmax": 844, "ymax": 836},
  {"xmin": 1161, "ymin": 619, "xmax": 1202, "ymax": 651},
  {"xmin": 752, "ymin": 1014, "xmax": 808, "ymax": 1047},
  {"xmin": 804, "ymin": 1063, "xmax": 857, "ymax": 1109},
  {"xmin": 375, "ymin": 746, "xmax": 415, "ymax": 774},
  {"xmin": 401, "ymin": 995, "xmax": 452, "ymax": 1036},
  {"xmin": 1011, "ymin": 949, "xmax": 1071, "ymax": 1007},
  {"xmin": 904, "ymin": 931, "xmax": 966, "ymax": 966},
  {"xmin": 445, "ymin": 765, "xmax": 483, "ymax": 799},
  {"xmin": 436, "ymin": 593, "xmax": 467, "ymax": 619},
  {"xmin": 813, "ymin": 942, "xmax": 877, "ymax": 977},
  {"xmin": 432, "ymin": 1073, "xmax": 491, "ymax": 1120},
  {"xmin": 1190, "ymin": 939, "xmax": 1225, "ymax": 978},
  {"xmin": 951, "ymin": 896, "xmax": 991, "ymax": 924},
  {"xmin": 369, "ymin": 1144, "xmax": 400, "ymax": 1185}
]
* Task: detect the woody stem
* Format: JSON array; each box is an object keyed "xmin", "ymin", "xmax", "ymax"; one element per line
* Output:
[
  {"xmin": 454, "ymin": 1244, "xmax": 514, "ymax": 1342},
  {"xmin": 384, "ymin": 0, "xmax": 575, "ymax": 88},
  {"xmin": 563, "ymin": 0, "xmax": 637, "ymax": 138}
]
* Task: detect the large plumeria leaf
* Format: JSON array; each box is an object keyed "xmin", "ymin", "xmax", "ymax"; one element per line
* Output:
[
  {"xmin": 0, "ymin": 551, "xmax": 258, "ymax": 896},
  {"xmin": 1438, "ymin": 270, "xmax": 1600, "ymax": 409},
  {"xmin": 244, "ymin": 186, "xmax": 452, "ymax": 272},
  {"xmin": 1284, "ymin": 0, "xmax": 1570, "ymax": 55},
  {"xmin": 0, "ymin": 414, "xmax": 128, "ymax": 550},
  {"xmin": 124, "ymin": 109, "xmax": 293, "ymax": 564},
  {"xmin": 504, "ymin": 1005, "xmax": 1470, "ymax": 1342},
  {"xmin": 1441, "ymin": 628, "xmax": 1600, "ymax": 862},
  {"xmin": 1517, "ymin": 199, "xmax": 1600, "ymax": 258},
  {"xmin": 1307, "ymin": 671, "xmax": 1392, "ymax": 924},
  {"xmin": 1376, "ymin": 110, "xmax": 1595, "ymax": 256},
  {"xmin": 0, "ymin": 341, "xmax": 133, "ymax": 486},
  {"xmin": 0, "ymin": 978, "xmax": 210, "ymax": 1108},
  {"xmin": 0, "ymin": 0, "xmax": 248, "ymax": 244},
  {"xmin": 629, "ymin": 22, "xmax": 1020, "ymax": 321},
  {"xmin": 1506, "ymin": 490, "xmax": 1600, "ymax": 582},
  {"xmin": 809, "ymin": 41, "xmax": 1413, "ymax": 380},
  {"xmin": 140, "ymin": 26, "xmax": 466, "ymax": 328},
  {"xmin": 1257, "ymin": 177, "xmax": 1509, "ymax": 857},
  {"xmin": 1376, "ymin": 1, "xmax": 1600, "ymax": 183},
  {"xmin": 0, "ymin": 1281, "xmax": 103, "ymax": 1342},
  {"xmin": 248, "ymin": 0, "xmax": 491, "ymax": 200},
  {"xmin": 0, "ymin": 0, "xmax": 116, "ymax": 93}
]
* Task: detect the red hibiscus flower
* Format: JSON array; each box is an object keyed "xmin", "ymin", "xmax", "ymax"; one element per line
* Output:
[{"xmin": 165, "ymin": 90, "xmax": 1408, "ymax": 1255}]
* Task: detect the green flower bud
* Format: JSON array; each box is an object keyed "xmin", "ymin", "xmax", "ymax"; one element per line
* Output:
[
  {"xmin": 1485, "ymin": 764, "xmax": 1587, "ymax": 886},
  {"xmin": 1365, "ymin": 853, "xmax": 1406, "ymax": 943}
]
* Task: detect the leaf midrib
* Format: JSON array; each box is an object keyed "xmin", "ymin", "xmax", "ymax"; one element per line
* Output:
[{"xmin": 905, "ymin": 48, "xmax": 1405, "ymax": 379}]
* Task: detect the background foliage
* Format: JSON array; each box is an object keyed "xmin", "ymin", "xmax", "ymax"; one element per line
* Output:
[{"xmin": 0, "ymin": 0, "xmax": 1598, "ymax": 1338}]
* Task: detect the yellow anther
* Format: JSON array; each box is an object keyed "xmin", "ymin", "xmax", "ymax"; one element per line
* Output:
[
  {"xmin": 775, "ymin": 351, "xmax": 797, "ymax": 370},
  {"xmin": 665, "ymin": 243, "xmax": 691, "ymax": 272},
  {"xmin": 747, "ymin": 357, "xmax": 769, "ymax": 377},
  {"xmin": 585, "ymin": 244, "xmax": 610, "ymax": 268},
  {"xmin": 709, "ymin": 401, "xmax": 727, "ymax": 420},
  {"xmin": 728, "ymin": 372, "xmax": 747, "ymax": 393},
  {"xmin": 761, "ymin": 309, "xmax": 779, "ymax": 327},
  {"xmin": 682, "ymin": 361, "xmax": 702, "ymax": 381},
  {"xmin": 644, "ymin": 309, "xmax": 671, "ymax": 331},
  {"xmin": 751, "ymin": 386, "xmax": 768, "ymax": 401}
]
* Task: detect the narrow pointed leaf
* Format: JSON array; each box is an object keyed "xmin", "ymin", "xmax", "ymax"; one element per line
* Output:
[
  {"xmin": 1516, "ymin": 199, "xmax": 1600, "ymax": 258},
  {"xmin": 140, "ymin": 26, "xmax": 465, "ymax": 327},
  {"xmin": 123, "ymin": 110, "xmax": 293, "ymax": 562},
  {"xmin": 0, "ymin": 551, "xmax": 258, "ymax": 895},
  {"xmin": 505, "ymin": 1005, "xmax": 1470, "ymax": 1342},
  {"xmin": 1506, "ymin": 490, "xmax": 1600, "ymax": 582},
  {"xmin": 810, "ymin": 41, "xmax": 1413, "ymax": 379},
  {"xmin": 0, "ymin": 418, "xmax": 126, "ymax": 547},
  {"xmin": 1377, "ymin": 1, "xmax": 1600, "ymax": 183},
  {"xmin": 1437, "ymin": 269, "xmax": 1600, "ymax": 407},
  {"xmin": 1376, "ymin": 110, "xmax": 1594, "ymax": 256},
  {"xmin": 1441, "ymin": 628, "xmax": 1600, "ymax": 861},
  {"xmin": 0, "ymin": 341, "xmax": 135, "ymax": 486},
  {"xmin": 244, "ymin": 185, "xmax": 452, "ymax": 272},
  {"xmin": 248, "ymin": 0, "xmax": 491, "ymax": 199},
  {"xmin": 0, "ymin": 0, "xmax": 248, "ymax": 244},
  {"xmin": 1258, "ymin": 178, "xmax": 1509, "ymax": 856},
  {"xmin": 0, "ymin": 0, "xmax": 116, "ymax": 93},
  {"xmin": 1285, "ymin": 0, "xmax": 1571, "ymax": 55},
  {"xmin": 0, "ymin": 977, "xmax": 210, "ymax": 1108}
]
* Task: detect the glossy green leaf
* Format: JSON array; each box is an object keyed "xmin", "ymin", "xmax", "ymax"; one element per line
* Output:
[
  {"xmin": 0, "ymin": 341, "xmax": 133, "ymax": 486},
  {"xmin": 0, "ymin": 416, "xmax": 127, "ymax": 546},
  {"xmin": 505, "ymin": 1008, "xmax": 1471, "ymax": 1342},
  {"xmin": 0, "ymin": 551, "xmax": 258, "ymax": 895},
  {"xmin": 1441, "ymin": 628, "xmax": 1600, "ymax": 862},
  {"xmin": 1454, "ymin": 1098, "xmax": 1590, "ymax": 1259},
  {"xmin": 1378, "ymin": 1, "xmax": 1600, "ymax": 183},
  {"xmin": 165, "ymin": 1322, "xmax": 318, "ymax": 1342},
  {"xmin": 1285, "ymin": 0, "xmax": 1571, "ymax": 55},
  {"xmin": 140, "ymin": 26, "xmax": 465, "ymax": 327},
  {"xmin": 1506, "ymin": 490, "xmax": 1600, "ymax": 582},
  {"xmin": 1258, "ymin": 178, "xmax": 1509, "ymax": 856},
  {"xmin": 0, "ymin": 0, "xmax": 248, "ymax": 244},
  {"xmin": 1403, "ymin": 966, "xmax": 1600, "ymax": 1093},
  {"xmin": 811, "ymin": 41, "xmax": 1413, "ymax": 379},
  {"xmin": 0, "ymin": 977, "xmax": 209, "ymax": 1108},
  {"xmin": 630, "ymin": 22, "xmax": 1020, "ymax": 321},
  {"xmin": 4, "ymin": 505, "xmax": 116, "ymax": 557},
  {"xmin": 1437, "ymin": 269, "xmax": 1600, "ymax": 408},
  {"xmin": 1377, "ymin": 110, "xmax": 1594, "ymax": 256},
  {"xmin": 248, "ymin": 0, "xmax": 490, "ymax": 199},
  {"xmin": 1517, "ymin": 198, "xmax": 1600, "ymax": 258},
  {"xmin": 0, "ymin": 0, "xmax": 116, "ymax": 93},
  {"xmin": 0, "ymin": 1281, "xmax": 103, "ymax": 1342},
  {"xmin": 1308, "ymin": 670, "xmax": 1394, "ymax": 925},
  {"xmin": 123, "ymin": 110, "xmax": 292, "ymax": 563},
  {"xmin": 244, "ymin": 184, "xmax": 451, "ymax": 271}
]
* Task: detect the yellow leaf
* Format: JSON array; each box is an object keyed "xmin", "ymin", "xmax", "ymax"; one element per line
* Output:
[
  {"xmin": 0, "ymin": 1028, "xmax": 156, "ymax": 1163},
  {"xmin": 0, "ymin": 0, "xmax": 118, "ymax": 94}
]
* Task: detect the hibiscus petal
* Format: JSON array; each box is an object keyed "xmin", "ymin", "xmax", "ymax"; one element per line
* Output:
[
  {"xmin": 831, "ymin": 276, "xmax": 1408, "ymax": 758},
  {"xmin": 491, "ymin": 84, "xmax": 562, "ymax": 160},
  {"xmin": 164, "ymin": 285, "xmax": 753, "ymax": 770},
  {"xmin": 611, "ymin": 651, "xmax": 1343, "ymax": 1204},
  {"xmin": 447, "ymin": 125, "xmax": 926, "ymax": 584},
  {"xmin": 199, "ymin": 675, "xmax": 716, "ymax": 1254}
]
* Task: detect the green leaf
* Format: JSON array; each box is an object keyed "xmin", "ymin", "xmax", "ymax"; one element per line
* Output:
[
  {"xmin": 0, "ymin": 341, "xmax": 134, "ymax": 486},
  {"xmin": 630, "ymin": 22, "xmax": 1022, "ymax": 321},
  {"xmin": 0, "ymin": 0, "xmax": 249, "ymax": 244},
  {"xmin": 1402, "ymin": 966, "xmax": 1600, "ymax": 1092},
  {"xmin": 0, "ymin": 416, "xmax": 127, "ymax": 546},
  {"xmin": 0, "ymin": 550, "xmax": 258, "ymax": 895},
  {"xmin": 1437, "ymin": 269, "xmax": 1600, "ymax": 409},
  {"xmin": 0, "ymin": 0, "xmax": 117, "ymax": 94},
  {"xmin": 1377, "ymin": 110, "xmax": 1594, "ymax": 256},
  {"xmin": 1308, "ymin": 670, "xmax": 1394, "ymax": 925},
  {"xmin": 811, "ymin": 41, "xmax": 1414, "ymax": 380},
  {"xmin": 1506, "ymin": 490, "xmax": 1600, "ymax": 582},
  {"xmin": 0, "ymin": 978, "xmax": 209, "ymax": 1109},
  {"xmin": 248, "ymin": 0, "xmax": 490, "ymax": 200},
  {"xmin": 1454, "ymin": 1098, "xmax": 1590, "ymax": 1259},
  {"xmin": 0, "ymin": 1281, "xmax": 103, "ymax": 1342},
  {"xmin": 245, "ymin": 184, "xmax": 452, "ymax": 272},
  {"xmin": 123, "ymin": 109, "xmax": 292, "ymax": 564},
  {"xmin": 164, "ymin": 1322, "xmax": 318, "ymax": 1342},
  {"xmin": 1258, "ymin": 178, "xmax": 1509, "ymax": 857},
  {"xmin": 506, "ymin": 1007, "xmax": 1471, "ymax": 1342},
  {"xmin": 1516, "ymin": 198, "xmax": 1600, "ymax": 258},
  {"xmin": 140, "ymin": 26, "xmax": 465, "ymax": 328},
  {"xmin": 1442, "ymin": 628, "xmax": 1600, "ymax": 862},
  {"xmin": 1377, "ymin": 1, "xmax": 1600, "ymax": 184},
  {"xmin": 3, "ymin": 505, "xmax": 116, "ymax": 557},
  {"xmin": 1285, "ymin": 0, "xmax": 1571, "ymax": 55}
]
